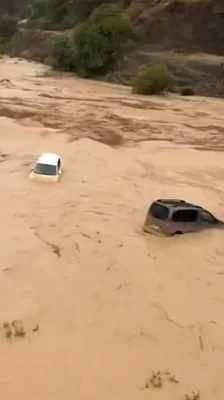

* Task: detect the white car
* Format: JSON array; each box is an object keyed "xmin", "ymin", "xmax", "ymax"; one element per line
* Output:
[{"xmin": 29, "ymin": 152, "xmax": 63, "ymax": 183}]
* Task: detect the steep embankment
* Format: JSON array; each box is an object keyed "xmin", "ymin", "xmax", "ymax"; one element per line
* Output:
[
  {"xmin": 10, "ymin": 28, "xmax": 62, "ymax": 64},
  {"xmin": 9, "ymin": 0, "xmax": 224, "ymax": 96},
  {"xmin": 135, "ymin": 0, "xmax": 224, "ymax": 55}
]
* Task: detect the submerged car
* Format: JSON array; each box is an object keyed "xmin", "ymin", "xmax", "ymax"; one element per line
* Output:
[
  {"xmin": 143, "ymin": 199, "xmax": 224, "ymax": 236},
  {"xmin": 29, "ymin": 152, "xmax": 63, "ymax": 183}
]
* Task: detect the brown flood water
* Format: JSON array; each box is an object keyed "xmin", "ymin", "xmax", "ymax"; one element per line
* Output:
[{"xmin": 1, "ymin": 57, "xmax": 224, "ymax": 400}]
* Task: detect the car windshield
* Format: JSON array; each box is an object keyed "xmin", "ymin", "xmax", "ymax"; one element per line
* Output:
[
  {"xmin": 34, "ymin": 163, "xmax": 57, "ymax": 176},
  {"xmin": 150, "ymin": 203, "xmax": 169, "ymax": 220},
  {"xmin": 200, "ymin": 211, "xmax": 216, "ymax": 223}
]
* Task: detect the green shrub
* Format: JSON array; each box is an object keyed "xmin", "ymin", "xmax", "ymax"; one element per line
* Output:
[
  {"xmin": 181, "ymin": 87, "xmax": 195, "ymax": 96},
  {"xmin": 73, "ymin": 4, "xmax": 134, "ymax": 75},
  {"xmin": 74, "ymin": 23, "xmax": 111, "ymax": 71},
  {"xmin": 52, "ymin": 37, "xmax": 76, "ymax": 71},
  {"xmin": 90, "ymin": 4, "xmax": 134, "ymax": 43},
  {"xmin": 132, "ymin": 64, "xmax": 176, "ymax": 95},
  {"xmin": 0, "ymin": 16, "xmax": 18, "ymax": 44}
]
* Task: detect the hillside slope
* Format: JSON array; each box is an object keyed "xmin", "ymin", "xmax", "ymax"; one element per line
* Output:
[
  {"xmin": 135, "ymin": 0, "xmax": 224, "ymax": 54},
  {"xmin": 8, "ymin": 0, "xmax": 224, "ymax": 96}
]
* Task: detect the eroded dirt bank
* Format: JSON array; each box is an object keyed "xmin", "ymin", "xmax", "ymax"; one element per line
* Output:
[{"xmin": 1, "ymin": 57, "xmax": 224, "ymax": 400}]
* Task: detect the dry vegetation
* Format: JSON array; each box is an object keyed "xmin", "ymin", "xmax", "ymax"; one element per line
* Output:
[{"xmin": 1, "ymin": 320, "xmax": 39, "ymax": 339}]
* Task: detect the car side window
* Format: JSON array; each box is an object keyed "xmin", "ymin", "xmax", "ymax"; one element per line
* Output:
[
  {"xmin": 172, "ymin": 209, "xmax": 198, "ymax": 222},
  {"xmin": 200, "ymin": 211, "xmax": 215, "ymax": 223}
]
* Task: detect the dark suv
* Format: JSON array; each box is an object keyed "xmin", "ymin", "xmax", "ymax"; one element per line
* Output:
[{"xmin": 143, "ymin": 199, "xmax": 223, "ymax": 236}]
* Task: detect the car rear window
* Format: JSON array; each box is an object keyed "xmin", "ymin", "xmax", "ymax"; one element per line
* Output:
[
  {"xmin": 149, "ymin": 203, "xmax": 169, "ymax": 220},
  {"xmin": 34, "ymin": 163, "xmax": 57, "ymax": 176}
]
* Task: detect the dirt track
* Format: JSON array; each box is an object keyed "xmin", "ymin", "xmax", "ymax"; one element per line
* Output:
[{"xmin": 1, "ymin": 57, "xmax": 224, "ymax": 400}]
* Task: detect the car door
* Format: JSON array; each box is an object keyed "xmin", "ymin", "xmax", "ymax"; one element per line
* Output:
[{"xmin": 171, "ymin": 208, "xmax": 199, "ymax": 233}]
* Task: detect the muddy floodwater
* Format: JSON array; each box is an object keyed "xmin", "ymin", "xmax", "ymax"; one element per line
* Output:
[{"xmin": 1, "ymin": 57, "xmax": 224, "ymax": 400}]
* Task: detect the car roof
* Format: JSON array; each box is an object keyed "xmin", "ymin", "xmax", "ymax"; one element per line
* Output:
[
  {"xmin": 155, "ymin": 199, "xmax": 203, "ymax": 209},
  {"xmin": 37, "ymin": 152, "xmax": 60, "ymax": 166}
]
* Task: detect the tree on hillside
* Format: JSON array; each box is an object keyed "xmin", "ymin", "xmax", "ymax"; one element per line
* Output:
[
  {"xmin": 90, "ymin": 2, "xmax": 122, "ymax": 22},
  {"xmin": 52, "ymin": 3, "xmax": 134, "ymax": 75},
  {"xmin": 72, "ymin": 4, "xmax": 134, "ymax": 74},
  {"xmin": 51, "ymin": 36, "xmax": 76, "ymax": 71}
]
